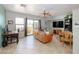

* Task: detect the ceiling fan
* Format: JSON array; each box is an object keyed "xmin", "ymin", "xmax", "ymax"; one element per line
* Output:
[
  {"xmin": 41, "ymin": 10, "xmax": 52, "ymax": 17},
  {"xmin": 20, "ymin": 4, "xmax": 26, "ymax": 7}
]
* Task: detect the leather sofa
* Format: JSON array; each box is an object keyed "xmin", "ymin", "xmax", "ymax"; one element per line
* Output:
[{"xmin": 33, "ymin": 30, "xmax": 53, "ymax": 43}]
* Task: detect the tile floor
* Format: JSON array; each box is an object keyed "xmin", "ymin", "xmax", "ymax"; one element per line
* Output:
[{"xmin": 0, "ymin": 35, "xmax": 72, "ymax": 54}]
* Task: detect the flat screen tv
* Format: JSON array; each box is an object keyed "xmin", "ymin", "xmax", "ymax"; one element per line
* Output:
[
  {"xmin": 53, "ymin": 22, "xmax": 56, "ymax": 27},
  {"xmin": 53, "ymin": 21, "xmax": 63, "ymax": 28}
]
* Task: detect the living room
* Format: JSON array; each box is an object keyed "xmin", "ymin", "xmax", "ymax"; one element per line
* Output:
[{"xmin": 0, "ymin": 4, "xmax": 79, "ymax": 54}]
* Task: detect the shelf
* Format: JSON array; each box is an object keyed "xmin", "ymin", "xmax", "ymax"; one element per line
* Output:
[{"xmin": 64, "ymin": 15, "xmax": 72, "ymax": 32}]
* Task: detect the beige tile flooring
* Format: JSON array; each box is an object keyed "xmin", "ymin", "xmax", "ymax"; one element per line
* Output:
[{"xmin": 0, "ymin": 35, "xmax": 72, "ymax": 54}]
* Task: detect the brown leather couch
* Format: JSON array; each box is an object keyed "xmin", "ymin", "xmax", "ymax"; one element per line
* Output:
[{"xmin": 33, "ymin": 30, "xmax": 53, "ymax": 43}]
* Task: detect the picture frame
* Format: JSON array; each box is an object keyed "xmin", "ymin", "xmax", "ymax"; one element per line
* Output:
[{"xmin": 8, "ymin": 20, "xmax": 13, "ymax": 24}]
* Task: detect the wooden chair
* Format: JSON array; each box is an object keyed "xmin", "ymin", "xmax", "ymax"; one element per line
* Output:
[{"xmin": 60, "ymin": 31, "xmax": 72, "ymax": 46}]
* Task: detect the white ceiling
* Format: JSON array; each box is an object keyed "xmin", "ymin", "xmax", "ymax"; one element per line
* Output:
[{"xmin": 2, "ymin": 4, "xmax": 79, "ymax": 16}]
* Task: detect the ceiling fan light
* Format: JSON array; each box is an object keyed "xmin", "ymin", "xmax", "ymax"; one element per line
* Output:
[
  {"xmin": 20, "ymin": 4, "xmax": 26, "ymax": 7},
  {"xmin": 41, "ymin": 10, "xmax": 52, "ymax": 17}
]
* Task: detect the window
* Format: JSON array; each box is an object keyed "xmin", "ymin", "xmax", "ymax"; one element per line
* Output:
[{"xmin": 15, "ymin": 17, "xmax": 24, "ymax": 31}]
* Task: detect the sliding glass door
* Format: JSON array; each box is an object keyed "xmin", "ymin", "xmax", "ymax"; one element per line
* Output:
[
  {"xmin": 27, "ymin": 19, "xmax": 39, "ymax": 35},
  {"xmin": 33, "ymin": 20, "xmax": 39, "ymax": 31},
  {"xmin": 27, "ymin": 19, "xmax": 33, "ymax": 35}
]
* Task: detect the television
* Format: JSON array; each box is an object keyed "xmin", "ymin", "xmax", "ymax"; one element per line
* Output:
[
  {"xmin": 53, "ymin": 21, "xmax": 63, "ymax": 28},
  {"xmin": 53, "ymin": 22, "xmax": 56, "ymax": 27},
  {"xmin": 58, "ymin": 21, "xmax": 63, "ymax": 28}
]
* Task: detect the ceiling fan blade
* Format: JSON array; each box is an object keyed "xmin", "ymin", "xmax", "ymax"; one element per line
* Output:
[{"xmin": 40, "ymin": 10, "xmax": 52, "ymax": 17}]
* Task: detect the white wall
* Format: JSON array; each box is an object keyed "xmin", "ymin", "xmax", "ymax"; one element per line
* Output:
[
  {"xmin": 73, "ymin": 8, "xmax": 79, "ymax": 54},
  {"xmin": 53, "ymin": 15, "xmax": 66, "ymax": 21},
  {"xmin": 6, "ymin": 11, "xmax": 45, "ymax": 31}
]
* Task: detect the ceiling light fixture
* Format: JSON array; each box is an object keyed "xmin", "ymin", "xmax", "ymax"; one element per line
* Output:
[
  {"xmin": 20, "ymin": 4, "xmax": 26, "ymax": 7},
  {"xmin": 41, "ymin": 10, "xmax": 52, "ymax": 17}
]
